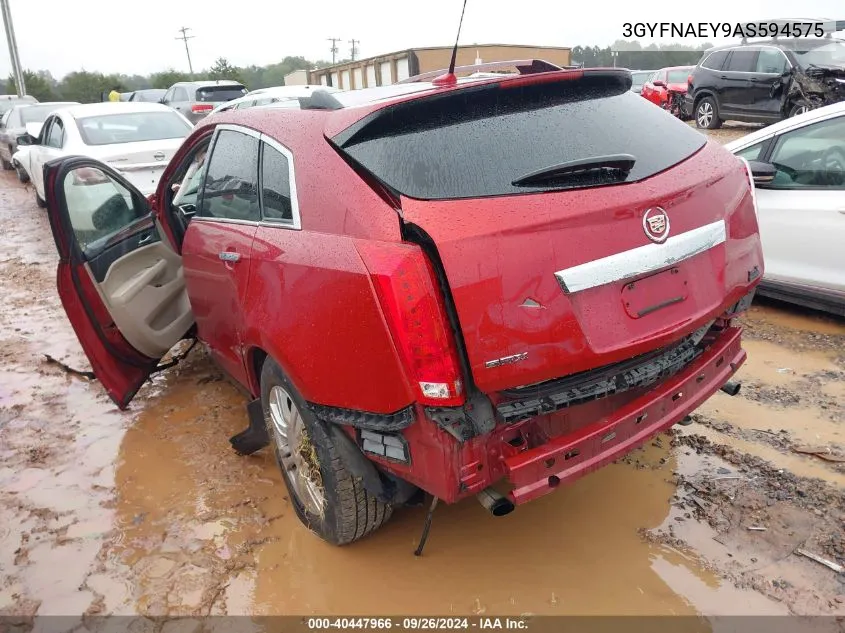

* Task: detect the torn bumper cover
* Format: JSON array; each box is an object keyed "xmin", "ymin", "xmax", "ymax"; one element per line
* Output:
[{"xmin": 504, "ymin": 325, "xmax": 744, "ymax": 504}]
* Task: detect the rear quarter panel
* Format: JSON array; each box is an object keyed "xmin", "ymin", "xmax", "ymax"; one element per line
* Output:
[{"xmin": 234, "ymin": 109, "xmax": 414, "ymax": 412}]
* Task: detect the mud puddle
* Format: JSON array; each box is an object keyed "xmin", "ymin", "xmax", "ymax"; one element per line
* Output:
[{"xmin": 2, "ymin": 170, "xmax": 845, "ymax": 620}]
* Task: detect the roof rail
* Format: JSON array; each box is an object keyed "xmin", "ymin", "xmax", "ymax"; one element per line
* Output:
[{"xmin": 397, "ymin": 59, "xmax": 563, "ymax": 84}]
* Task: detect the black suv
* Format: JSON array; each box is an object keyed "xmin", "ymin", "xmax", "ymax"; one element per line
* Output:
[{"xmin": 685, "ymin": 37, "xmax": 845, "ymax": 128}]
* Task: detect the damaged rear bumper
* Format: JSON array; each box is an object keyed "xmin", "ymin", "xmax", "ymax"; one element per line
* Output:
[{"xmin": 503, "ymin": 325, "xmax": 744, "ymax": 504}]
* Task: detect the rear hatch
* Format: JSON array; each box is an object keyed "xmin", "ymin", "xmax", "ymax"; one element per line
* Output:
[
  {"xmin": 101, "ymin": 138, "xmax": 184, "ymax": 194},
  {"xmin": 332, "ymin": 71, "xmax": 762, "ymax": 394},
  {"xmin": 195, "ymin": 84, "xmax": 248, "ymax": 108}
]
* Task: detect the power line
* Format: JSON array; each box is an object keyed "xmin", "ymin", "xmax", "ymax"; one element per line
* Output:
[
  {"xmin": 176, "ymin": 26, "xmax": 195, "ymax": 75},
  {"xmin": 349, "ymin": 39, "xmax": 359, "ymax": 61},
  {"xmin": 327, "ymin": 37, "xmax": 341, "ymax": 64}
]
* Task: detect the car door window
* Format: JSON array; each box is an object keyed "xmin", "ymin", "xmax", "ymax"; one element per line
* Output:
[
  {"xmin": 46, "ymin": 118, "xmax": 65, "ymax": 148},
  {"xmin": 162, "ymin": 88, "xmax": 175, "ymax": 104},
  {"xmin": 726, "ymin": 50, "xmax": 758, "ymax": 73},
  {"xmin": 701, "ymin": 50, "xmax": 729, "ymax": 71},
  {"xmin": 261, "ymin": 141, "xmax": 296, "ymax": 223},
  {"xmin": 174, "ymin": 87, "xmax": 189, "ymax": 102},
  {"xmin": 198, "ymin": 129, "xmax": 260, "ymax": 221},
  {"xmin": 736, "ymin": 141, "xmax": 768, "ymax": 162},
  {"xmin": 62, "ymin": 166, "xmax": 146, "ymax": 252},
  {"xmin": 1, "ymin": 110, "xmax": 10, "ymax": 128},
  {"xmin": 766, "ymin": 117, "xmax": 845, "ymax": 189},
  {"xmin": 755, "ymin": 49, "xmax": 787, "ymax": 74}
]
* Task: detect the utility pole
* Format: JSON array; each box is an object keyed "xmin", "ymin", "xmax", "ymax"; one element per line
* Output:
[
  {"xmin": 327, "ymin": 37, "xmax": 341, "ymax": 64},
  {"xmin": 176, "ymin": 26, "xmax": 195, "ymax": 75},
  {"xmin": 349, "ymin": 39, "xmax": 359, "ymax": 61},
  {"xmin": 0, "ymin": 0, "xmax": 26, "ymax": 96}
]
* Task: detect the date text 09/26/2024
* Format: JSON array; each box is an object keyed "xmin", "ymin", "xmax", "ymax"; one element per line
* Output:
[
  {"xmin": 622, "ymin": 21, "xmax": 825, "ymax": 38},
  {"xmin": 306, "ymin": 618, "xmax": 529, "ymax": 630}
]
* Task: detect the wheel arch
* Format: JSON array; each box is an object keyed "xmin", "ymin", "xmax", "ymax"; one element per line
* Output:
[{"xmin": 693, "ymin": 89, "xmax": 717, "ymax": 112}]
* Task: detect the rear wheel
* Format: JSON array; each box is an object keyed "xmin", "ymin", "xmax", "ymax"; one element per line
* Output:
[
  {"xmin": 695, "ymin": 96, "xmax": 721, "ymax": 129},
  {"xmin": 1, "ymin": 150, "xmax": 12, "ymax": 170},
  {"xmin": 35, "ymin": 192, "xmax": 46, "ymax": 208},
  {"xmin": 14, "ymin": 162, "xmax": 28, "ymax": 183},
  {"xmin": 261, "ymin": 358, "xmax": 393, "ymax": 545}
]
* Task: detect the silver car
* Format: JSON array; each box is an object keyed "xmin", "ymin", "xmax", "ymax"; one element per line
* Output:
[
  {"xmin": 160, "ymin": 80, "xmax": 248, "ymax": 124},
  {"xmin": 0, "ymin": 101, "xmax": 78, "ymax": 171}
]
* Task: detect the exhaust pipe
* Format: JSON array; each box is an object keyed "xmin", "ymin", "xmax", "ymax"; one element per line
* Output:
[
  {"xmin": 720, "ymin": 381, "xmax": 741, "ymax": 396},
  {"xmin": 476, "ymin": 487, "xmax": 515, "ymax": 517}
]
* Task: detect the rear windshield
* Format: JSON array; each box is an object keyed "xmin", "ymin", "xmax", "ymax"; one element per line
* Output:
[
  {"xmin": 195, "ymin": 86, "xmax": 247, "ymax": 102},
  {"xmin": 667, "ymin": 68, "xmax": 692, "ymax": 83},
  {"xmin": 20, "ymin": 104, "xmax": 71, "ymax": 124},
  {"xmin": 76, "ymin": 111, "xmax": 192, "ymax": 146},
  {"xmin": 334, "ymin": 74, "xmax": 706, "ymax": 200}
]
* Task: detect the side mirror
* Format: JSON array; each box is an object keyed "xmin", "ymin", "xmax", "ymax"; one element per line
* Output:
[
  {"xmin": 16, "ymin": 134, "xmax": 32, "ymax": 146},
  {"xmin": 747, "ymin": 160, "xmax": 776, "ymax": 185},
  {"xmin": 653, "ymin": 79, "xmax": 667, "ymax": 88}
]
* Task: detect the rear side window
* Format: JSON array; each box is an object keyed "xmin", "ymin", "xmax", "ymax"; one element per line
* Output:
[
  {"xmin": 199, "ymin": 129, "xmax": 260, "ymax": 221},
  {"xmin": 261, "ymin": 142, "xmax": 294, "ymax": 223},
  {"xmin": 726, "ymin": 50, "xmax": 757, "ymax": 72},
  {"xmin": 196, "ymin": 86, "xmax": 248, "ymax": 102},
  {"xmin": 701, "ymin": 50, "xmax": 729, "ymax": 70},
  {"xmin": 334, "ymin": 74, "xmax": 706, "ymax": 200}
]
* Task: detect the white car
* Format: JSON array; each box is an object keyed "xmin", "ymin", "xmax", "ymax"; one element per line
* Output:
[
  {"xmin": 13, "ymin": 102, "xmax": 193, "ymax": 208},
  {"xmin": 725, "ymin": 101, "xmax": 845, "ymax": 316},
  {"xmin": 209, "ymin": 85, "xmax": 339, "ymax": 114}
]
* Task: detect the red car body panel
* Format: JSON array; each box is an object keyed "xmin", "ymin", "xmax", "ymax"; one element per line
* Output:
[
  {"xmin": 399, "ymin": 141, "xmax": 761, "ymax": 394},
  {"xmin": 45, "ymin": 68, "xmax": 765, "ymax": 518},
  {"xmin": 181, "ymin": 221, "xmax": 257, "ymax": 386},
  {"xmin": 641, "ymin": 66, "xmax": 693, "ymax": 106}
]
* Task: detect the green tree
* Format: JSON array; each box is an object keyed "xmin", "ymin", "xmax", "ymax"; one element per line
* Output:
[
  {"xmin": 208, "ymin": 57, "xmax": 242, "ymax": 83},
  {"xmin": 58, "ymin": 71, "xmax": 108, "ymax": 103},
  {"xmin": 6, "ymin": 70, "xmax": 56, "ymax": 101},
  {"xmin": 150, "ymin": 69, "xmax": 192, "ymax": 89}
]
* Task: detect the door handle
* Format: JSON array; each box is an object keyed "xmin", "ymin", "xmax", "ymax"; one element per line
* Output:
[
  {"xmin": 138, "ymin": 233, "xmax": 153, "ymax": 246},
  {"xmin": 219, "ymin": 251, "xmax": 241, "ymax": 262},
  {"xmin": 720, "ymin": 75, "xmax": 728, "ymax": 79}
]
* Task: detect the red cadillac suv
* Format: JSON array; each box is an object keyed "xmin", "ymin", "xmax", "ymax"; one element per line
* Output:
[{"xmin": 43, "ymin": 64, "xmax": 763, "ymax": 545}]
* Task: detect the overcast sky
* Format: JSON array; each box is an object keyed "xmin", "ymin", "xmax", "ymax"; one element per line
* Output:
[{"xmin": 1, "ymin": 0, "xmax": 841, "ymax": 78}]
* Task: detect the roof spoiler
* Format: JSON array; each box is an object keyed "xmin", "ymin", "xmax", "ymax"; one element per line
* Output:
[
  {"xmin": 298, "ymin": 90, "xmax": 344, "ymax": 111},
  {"xmin": 397, "ymin": 59, "xmax": 564, "ymax": 84}
]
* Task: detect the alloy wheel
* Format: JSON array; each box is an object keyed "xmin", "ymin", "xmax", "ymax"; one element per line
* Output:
[
  {"xmin": 268, "ymin": 385, "xmax": 325, "ymax": 516},
  {"xmin": 697, "ymin": 102, "xmax": 713, "ymax": 128}
]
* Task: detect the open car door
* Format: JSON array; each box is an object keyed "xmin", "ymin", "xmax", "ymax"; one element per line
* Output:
[{"xmin": 44, "ymin": 157, "xmax": 195, "ymax": 409}]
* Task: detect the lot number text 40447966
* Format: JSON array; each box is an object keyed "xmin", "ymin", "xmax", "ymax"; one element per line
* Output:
[{"xmin": 306, "ymin": 618, "xmax": 530, "ymax": 630}]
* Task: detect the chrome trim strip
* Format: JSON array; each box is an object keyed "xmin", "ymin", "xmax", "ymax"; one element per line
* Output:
[{"xmin": 554, "ymin": 220, "xmax": 727, "ymax": 295}]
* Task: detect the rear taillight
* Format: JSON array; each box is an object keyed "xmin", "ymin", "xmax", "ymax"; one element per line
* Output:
[
  {"xmin": 72, "ymin": 167, "xmax": 110, "ymax": 186},
  {"xmin": 191, "ymin": 103, "xmax": 214, "ymax": 114},
  {"xmin": 356, "ymin": 241, "xmax": 464, "ymax": 407}
]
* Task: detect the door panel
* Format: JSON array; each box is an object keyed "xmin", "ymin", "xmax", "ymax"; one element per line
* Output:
[
  {"xmin": 181, "ymin": 220, "xmax": 256, "ymax": 384},
  {"xmin": 93, "ymin": 241, "xmax": 193, "ymax": 358},
  {"xmin": 44, "ymin": 157, "xmax": 194, "ymax": 408},
  {"xmin": 720, "ymin": 50, "xmax": 758, "ymax": 113}
]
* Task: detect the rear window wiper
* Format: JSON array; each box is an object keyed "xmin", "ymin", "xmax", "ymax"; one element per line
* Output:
[{"xmin": 512, "ymin": 154, "xmax": 636, "ymax": 187}]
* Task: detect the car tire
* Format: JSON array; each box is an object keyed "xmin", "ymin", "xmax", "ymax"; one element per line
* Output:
[
  {"xmin": 1, "ymin": 151, "xmax": 12, "ymax": 171},
  {"xmin": 14, "ymin": 162, "xmax": 29, "ymax": 183},
  {"xmin": 695, "ymin": 96, "xmax": 721, "ymax": 129},
  {"xmin": 788, "ymin": 101, "xmax": 812, "ymax": 118},
  {"xmin": 260, "ymin": 357, "xmax": 393, "ymax": 545},
  {"xmin": 35, "ymin": 192, "xmax": 46, "ymax": 208}
]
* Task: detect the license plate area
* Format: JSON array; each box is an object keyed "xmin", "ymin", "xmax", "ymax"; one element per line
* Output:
[{"xmin": 622, "ymin": 266, "xmax": 689, "ymax": 319}]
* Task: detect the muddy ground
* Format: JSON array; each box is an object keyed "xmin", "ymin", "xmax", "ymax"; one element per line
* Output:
[{"xmin": 1, "ymin": 124, "xmax": 844, "ymax": 625}]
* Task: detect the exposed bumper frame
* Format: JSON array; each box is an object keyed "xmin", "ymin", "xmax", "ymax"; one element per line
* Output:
[{"xmin": 504, "ymin": 325, "xmax": 744, "ymax": 504}]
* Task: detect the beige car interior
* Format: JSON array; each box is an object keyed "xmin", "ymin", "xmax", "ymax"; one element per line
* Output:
[{"xmin": 86, "ymin": 236, "xmax": 192, "ymax": 359}]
